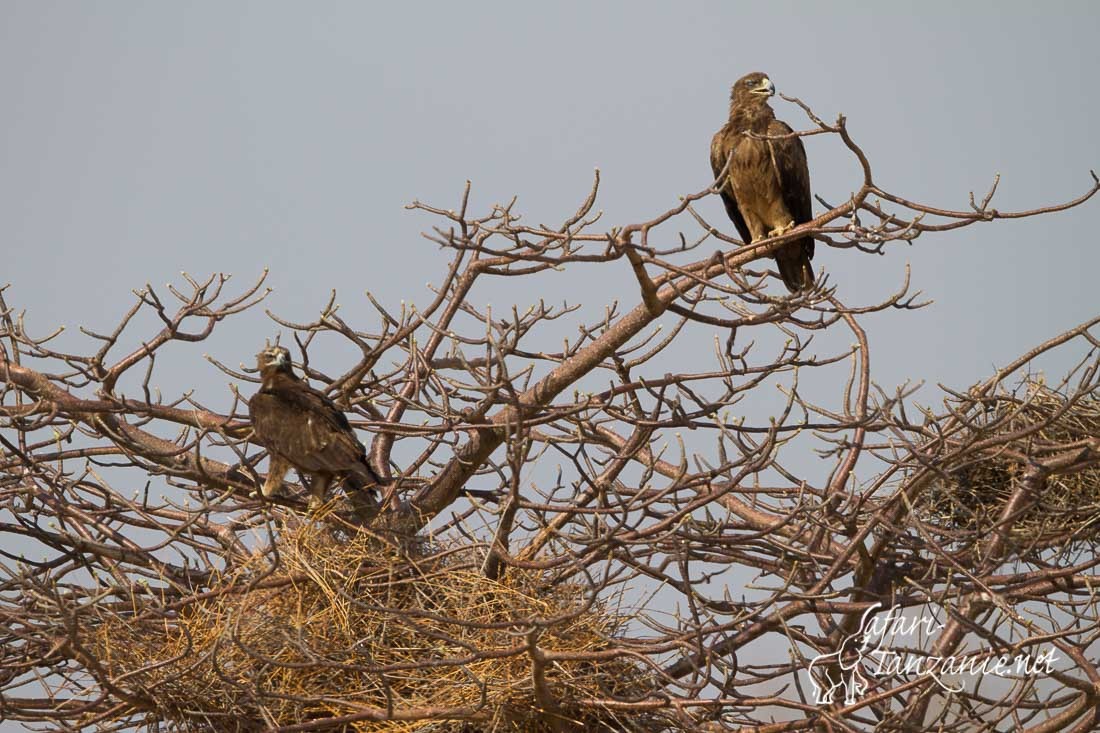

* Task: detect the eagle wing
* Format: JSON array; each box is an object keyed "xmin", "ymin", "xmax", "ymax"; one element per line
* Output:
[
  {"xmin": 768, "ymin": 118, "xmax": 814, "ymax": 263},
  {"xmin": 249, "ymin": 383, "xmax": 371, "ymax": 478},
  {"xmin": 710, "ymin": 125, "xmax": 752, "ymax": 246}
]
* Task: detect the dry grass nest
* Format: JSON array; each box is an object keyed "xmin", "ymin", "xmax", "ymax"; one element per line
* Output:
[
  {"xmin": 919, "ymin": 379, "xmax": 1100, "ymax": 547},
  {"xmin": 88, "ymin": 519, "xmax": 662, "ymax": 732}
]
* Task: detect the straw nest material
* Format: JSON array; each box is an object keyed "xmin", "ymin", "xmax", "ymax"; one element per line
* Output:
[
  {"xmin": 919, "ymin": 379, "xmax": 1100, "ymax": 547},
  {"xmin": 89, "ymin": 519, "xmax": 661, "ymax": 732}
]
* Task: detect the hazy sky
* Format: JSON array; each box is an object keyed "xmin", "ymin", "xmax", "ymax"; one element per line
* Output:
[
  {"xmin": 3, "ymin": 2, "xmax": 1098, "ymax": 393},
  {"xmin": 1, "ymin": 3, "xmax": 1097, "ymax": 726}
]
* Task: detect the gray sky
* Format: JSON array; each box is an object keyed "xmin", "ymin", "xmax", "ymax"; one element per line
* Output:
[
  {"xmin": 1, "ymin": 2, "xmax": 1098, "ymax": 726},
  {"xmin": 2, "ymin": 2, "xmax": 1097, "ymax": 393}
]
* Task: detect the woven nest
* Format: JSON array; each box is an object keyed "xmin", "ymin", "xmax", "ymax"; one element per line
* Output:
[
  {"xmin": 919, "ymin": 379, "xmax": 1100, "ymax": 547},
  {"xmin": 88, "ymin": 520, "xmax": 660, "ymax": 732}
]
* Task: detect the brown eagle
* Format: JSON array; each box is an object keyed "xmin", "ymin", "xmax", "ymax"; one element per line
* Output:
[
  {"xmin": 710, "ymin": 72, "xmax": 815, "ymax": 292},
  {"xmin": 248, "ymin": 345, "xmax": 380, "ymax": 508}
]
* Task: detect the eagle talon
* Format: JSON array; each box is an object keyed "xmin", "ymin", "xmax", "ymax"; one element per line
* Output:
[{"xmin": 767, "ymin": 220, "xmax": 796, "ymax": 239}]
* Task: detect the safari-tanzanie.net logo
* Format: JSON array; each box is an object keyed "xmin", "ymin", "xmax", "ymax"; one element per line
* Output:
[{"xmin": 806, "ymin": 602, "xmax": 1060, "ymax": 706}]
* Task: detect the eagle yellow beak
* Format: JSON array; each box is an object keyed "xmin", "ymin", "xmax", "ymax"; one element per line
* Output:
[
  {"xmin": 754, "ymin": 78, "xmax": 775, "ymax": 96},
  {"xmin": 258, "ymin": 347, "xmax": 289, "ymax": 368}
]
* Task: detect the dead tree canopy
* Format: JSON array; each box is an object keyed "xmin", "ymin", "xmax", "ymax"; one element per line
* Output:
[{"xmin": 1, "ymin": 94, "xmax": 1099, "ymax": 732}]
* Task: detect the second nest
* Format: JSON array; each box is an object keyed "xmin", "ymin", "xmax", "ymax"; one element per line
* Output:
[{"xmin": 920, "ymin": 378, "xmax": 1100, "ymax": 548}]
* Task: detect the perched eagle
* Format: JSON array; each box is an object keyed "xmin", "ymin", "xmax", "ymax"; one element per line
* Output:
[
  {"xmin": 710, "ymin": 72, "xmax": 815, "ymax": 292},
  {"xmin": 248, "ymin": 345, "xmax": 381, "ymax": 508}
]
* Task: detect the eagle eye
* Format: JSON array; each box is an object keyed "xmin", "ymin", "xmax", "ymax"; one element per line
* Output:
[{"xmin": 744, "ymin": 79, "xmax": 756, "ymax": 86}]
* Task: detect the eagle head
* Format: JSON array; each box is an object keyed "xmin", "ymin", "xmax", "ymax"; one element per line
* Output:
[
  {"xmin": 257, "ymin": 345, "xmax": 293, "ymax": 375},
  {"xmin": 730, "ymin": 72, "xmax": 776, "ymax": 106}
]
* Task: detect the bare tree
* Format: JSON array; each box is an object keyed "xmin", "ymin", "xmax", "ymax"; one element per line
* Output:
[{"xmin": 1, "ymin": 96, "xmax": 1098, "ymax": 732}]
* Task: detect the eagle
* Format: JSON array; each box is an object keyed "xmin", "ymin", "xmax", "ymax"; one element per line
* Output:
[
  {"xmin": 710, "ymin": 72, "xmax": 815, "ymax": 292},
  {"xmin": 248, "ymin": 345, "xmax": 381, "ymax": 509}
]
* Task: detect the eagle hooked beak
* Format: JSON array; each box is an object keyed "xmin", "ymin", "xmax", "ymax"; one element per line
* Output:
[
  {"xmin": 258, "ymin": 347, "xmax": 289, "ymax": 368},
  {"xmin": 753, "ymin": 78, "xmax": 775, "ymax": 97}
]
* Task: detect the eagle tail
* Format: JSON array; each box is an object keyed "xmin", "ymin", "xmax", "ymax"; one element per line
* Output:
[
  {"xmin": 345, "ymin": 458, "xmax": 382, "ymax": 497},
  {"xmin": 776, "ymin": 246, "xmax": 815, "ymax": 293}
]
